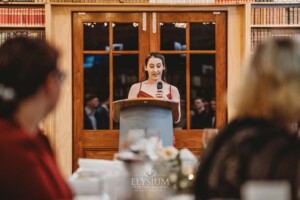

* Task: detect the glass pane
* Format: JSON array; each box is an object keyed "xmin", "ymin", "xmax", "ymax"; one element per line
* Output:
[
  {"xmin": 84, "ymin": 22, "xmax": 109, "ymax": 50},
  {"xmin": 83, "ymin": 54, "xmax": 110, "ymax": 130},
  {"xmin": 113, "ymin": 54, "xmax": 139, "ymax": 101},
  {"xmin": 190, "ymin": 22, "xmax": 215, "ymax": 50},
  {"xmin": 164, "ymin": 54, "xmax": 186, "ymax": 129},
  {"xmin": 113, "ymin": 23, "xmax": 139, "ymax": 51},
  {"xmin": 160, "ymin": 23, "xmax": 186, "ymax": 50},
  {"xmin": 113, "ymin": 54, "xmax": 139, "ymax": 129},
  {"xmin": 190, "ymin": 54, "xmax": 216, "ymax": 129}
]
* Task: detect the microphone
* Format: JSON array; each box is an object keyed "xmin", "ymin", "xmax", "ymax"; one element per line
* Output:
[{"xmin": 157, "ymin": 82, "xmax": 163, "ymax": 90}]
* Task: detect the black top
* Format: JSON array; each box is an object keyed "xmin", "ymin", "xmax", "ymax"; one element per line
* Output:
[
  {"xmin": 194, "ymin": 117, "xmax": 300, "ymax": 200},
  {"xmin": 84, "ymin": 107, "xmax": 109, "ymax": 130}
]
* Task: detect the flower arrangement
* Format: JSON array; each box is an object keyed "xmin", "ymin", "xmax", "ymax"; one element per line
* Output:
[{"xmin": 157, "ymin": 146, "xmax": 198, "ymax": 193}]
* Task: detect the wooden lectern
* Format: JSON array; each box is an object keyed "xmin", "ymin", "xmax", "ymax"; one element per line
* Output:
[{"xmin": 113, "ymin": 98, "xmax": 179, "ymax": 149}]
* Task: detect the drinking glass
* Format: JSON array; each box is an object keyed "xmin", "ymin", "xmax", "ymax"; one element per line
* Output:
[
  {"xmin": 122, "ymin": 129, "xmax": 146, "ymax": 154},
  {"xmin": 145, "ymin": 129, "xmax": 162, "ymax": 160}
]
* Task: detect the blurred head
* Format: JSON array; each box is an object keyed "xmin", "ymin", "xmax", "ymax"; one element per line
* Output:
[
  {"xmin": 84, "ymin": 94, "xmax": 99, "ymax": 109},
  {"xmin": 194, "ymin": 119, "xmax": 300, "ymax": 200},
  {"xmin": 144, "ymin": 52, "xmax": 167, "ymax": 81},
  {"xmin": 194, "ymin": 97, "xmax": 206, "ymax": 112},
  {"xmin": 0, "ymin": 37, "xmax": 61, "ymax": 118},
  {"xmin": 229, "ymin": 38, "xmax": 300, "ymax": 125},
  {"xmin": 210, "ymin": 100, "xmax": 216, "ymax": 111}
]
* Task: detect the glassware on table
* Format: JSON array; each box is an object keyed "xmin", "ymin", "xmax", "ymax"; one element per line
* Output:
[
  {"xmin": 127, "ymin": 129, "xmax": 146, "ymax": 153},
  {"xmin": 145, "ymin": 129, "xmax": 162, "ymax": 160},
  {"xmin": 118, "ymin": 129, "xmax": 147, "ymax": 161},
  {"xmin": 202, "ymin": 128, "xmax": 219, "ymax": 149}
]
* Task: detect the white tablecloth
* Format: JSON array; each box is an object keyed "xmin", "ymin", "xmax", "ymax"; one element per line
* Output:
[{"xmin": 68, "ymin": 158, "xmax": 195, "ymax": 200}]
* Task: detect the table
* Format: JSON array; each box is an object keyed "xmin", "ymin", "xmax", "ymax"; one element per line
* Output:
[{"xmin": 68, "ymin": 158, "xmax": 195, "ymax": 200}]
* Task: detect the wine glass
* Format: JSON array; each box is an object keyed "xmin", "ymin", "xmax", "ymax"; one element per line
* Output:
[
  {"xmin": 120, "ymin": 129, "xmax": 146, "ymax": 154},
  {"xmin": 145, "ymin": 129, "xmax": 162, "ymax": 160},
  {"xmin": 128, "ymin": 129, "xmax": 147, "ymax": 153},
  {"xmin": 202, "ymin": 128, "xmax": 219, "ymax": 149}
]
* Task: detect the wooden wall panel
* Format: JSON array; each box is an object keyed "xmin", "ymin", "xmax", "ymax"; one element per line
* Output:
[
  {"xmin": 83, "ymin": 149, "xmax": 117, "ymax": 160},
  {"xmin": 48, "ymin": 6, "xmax": 74, "ymax": 178},
  {"xmin": 227, "ymin": 5, "xmax": 247, "ymax": 121}
]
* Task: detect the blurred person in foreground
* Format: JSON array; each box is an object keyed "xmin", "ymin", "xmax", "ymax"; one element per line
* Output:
[
  {"xmin": 194, "ymin": 38, "xmax": 300, "ymax": 200},
  {"xmin": 0, "ymin": 37, "xmax": 73, "ymax": 199}
]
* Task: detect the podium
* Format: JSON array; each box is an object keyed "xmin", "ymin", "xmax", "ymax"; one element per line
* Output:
[{"xmin": 113, "ymin": 98, "xmax": 179, "ymax": 149}]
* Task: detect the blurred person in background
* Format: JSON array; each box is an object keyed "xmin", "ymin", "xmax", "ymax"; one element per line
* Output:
[
  {"xmin": 84, "ymin": 93, "xmax": 100, "ymax": 130},
  {"xmin": 0, "ymin": 37, "xmax": 73, "ymax": 199},
  {"xmin": 208, "ymin": 99, "xmax": 216, "ymax": 128},
  {"xmin": 97, "ymin": 97, "xmax": 109, "ymax": 129},
  {"xmin": 194, "ymin": 38, "xmax": 300, "ymax": 200},
  {"xmin": 191, "ymin": 97, "xmax": 211, "ymax": 129}
]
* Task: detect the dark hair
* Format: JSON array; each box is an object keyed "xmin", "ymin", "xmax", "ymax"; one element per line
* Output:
[
  {"xmin": 144, "ymin": 52, "xmax": 167, "ymax": 81},
  {"xmin": 194, "ymin": 97, "xmax": 206, "ymax": 102},
  {"xmin": 0, "ymin": 37, "xmax": 59, "ymax": 118},
  {"xmin": 194, "ymin": 118, "xmax": 300, "ymax": 200},
  {"xmin": 84, "ymin": 93, "xmax": 98, "ymax": 105}
]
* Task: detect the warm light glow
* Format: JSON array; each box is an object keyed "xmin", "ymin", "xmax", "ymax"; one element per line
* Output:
[
  {"xmin": 188, "ymin": 174, "xmax": 194, "ymax": 180},
  {"xmin": 173, "ymin": 23, "xmax": 186, "ymax": 29}
]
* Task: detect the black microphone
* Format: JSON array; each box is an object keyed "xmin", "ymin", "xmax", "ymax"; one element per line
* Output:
[{"xmin": 157, "ymin": 82, "xmax": 163, "ymax": 90}]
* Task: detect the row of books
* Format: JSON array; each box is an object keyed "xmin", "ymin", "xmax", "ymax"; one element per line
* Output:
[
  {"xmin": 0, "ymin": 0, "xmax": 45, "ymax": 2},
  {"xmin": 149, "ymin": 0, "xmax": 300, "ymax": 2},
  {"xmin": 0, "ymin": 8, "xmax": 45, "ymax": 26},
  {"xmin": 251, "ymin": 28, "xmax": 300, "ymax": 51},
  {"xmin": 49, "ymin": 0, "xmax": 148, "ymax": 2},
  {"xmin": 253, "ymin": 0, "xmax": 300, "ymax": 2},
  {"xmin": 252, "ymin": 7, "xmax": 300, "ymax": 25},
  {"xmin": 0, "ymin": 0, "xmax": 47, "ymax": 3},
  {"xmin": 0, "ymin": 30, "xmax": 45, "ymax": 46},
  {"xmin": 45, "ymin": 0, "xmax": 300, "ymax": 4},
  {"xmin": 2, "ymin": 0, "xmax": 300, "ymax": 2},
  {"xmin": 149, "ymin": 0, "xmax": 255, "ymax": 2}
]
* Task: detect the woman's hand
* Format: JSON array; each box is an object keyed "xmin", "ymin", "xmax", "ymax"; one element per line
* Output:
[{"xmin": 155, "ymin": 89, "xmax": 169, "ymax": 100}]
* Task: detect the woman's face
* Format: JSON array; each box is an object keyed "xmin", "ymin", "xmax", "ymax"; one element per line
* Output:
[{"xmin": 145, "ymin": 57, "xmax": 165, "ymax": 81}]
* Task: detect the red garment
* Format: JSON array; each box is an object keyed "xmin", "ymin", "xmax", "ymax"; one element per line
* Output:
[
  {"xmin": 0, "ymin": 119, "xmax": 73, "ymax": 200},
  {"xmin": 137, "ymin": 82, "xmax": 172, "ymax": 100}
]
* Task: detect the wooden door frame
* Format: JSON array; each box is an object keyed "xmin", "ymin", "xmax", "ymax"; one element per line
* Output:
[
  {"xmin": 152, "ymin": 12, "xmax": 227, "ymax": 156},
  {"xmin": 72, "ymin": 11, "xmax": 227, "ymax": 171},
  {"xmin": 152, "ymin": 12, "xmax": 227, "ymax": 129},
  {"xmin": 72, "ymin": 12, "xmax": 149, "ymax": 170}
]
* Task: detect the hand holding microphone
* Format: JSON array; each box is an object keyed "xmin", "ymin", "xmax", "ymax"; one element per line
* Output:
[{"xmin": 156, "ymin": 81, "xmax": 164, "ymax": 98}]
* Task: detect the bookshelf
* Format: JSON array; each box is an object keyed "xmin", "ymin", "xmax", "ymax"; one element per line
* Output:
[
  {"xmin": 0, "ymin": 2, "xmax": 45, "ymax": 45},
  {"xmin": 250, "ymin": 2, "xmax": 300, "ymax": 51}
]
